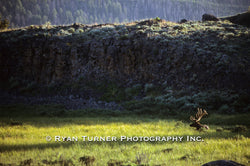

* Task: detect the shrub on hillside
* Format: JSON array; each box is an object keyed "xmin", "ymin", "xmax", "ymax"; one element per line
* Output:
[{"xmin": 0, "ymin": 16, "xmax": 9, "ymax": 30}]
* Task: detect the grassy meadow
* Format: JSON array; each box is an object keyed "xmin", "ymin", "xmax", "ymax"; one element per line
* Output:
[{"xmin": 0, "ymin": 104, "xmax": 249, "ymax": 166}]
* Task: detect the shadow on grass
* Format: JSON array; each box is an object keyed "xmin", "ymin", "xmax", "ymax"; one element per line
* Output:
[{"xmin": 0, "ymin": 104, "xmax": 250, "ymax": 127}]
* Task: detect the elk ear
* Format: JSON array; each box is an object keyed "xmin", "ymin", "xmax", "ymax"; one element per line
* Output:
[{"xmin": 204, "ymin": 125, "xmax": 209, "ymax": 130}]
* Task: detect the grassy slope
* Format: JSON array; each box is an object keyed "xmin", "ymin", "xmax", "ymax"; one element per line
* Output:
[{"xmin": 0, "ymin": 105, "xmax": 249, "ymax": 165}]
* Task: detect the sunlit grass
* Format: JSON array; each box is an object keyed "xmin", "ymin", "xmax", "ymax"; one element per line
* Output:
[{"xmin": 0, "ymin": 106, "xmax": 249, "ymax": 165}]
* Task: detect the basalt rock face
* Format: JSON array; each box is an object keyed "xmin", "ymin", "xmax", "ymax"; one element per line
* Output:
[
  {"xmin": 0, "ymin": 19, "xmax": 250, "ymax": 92},
  {"xmin": 220, "ymin": 11, "xmax": 250, "ymax": 27}
]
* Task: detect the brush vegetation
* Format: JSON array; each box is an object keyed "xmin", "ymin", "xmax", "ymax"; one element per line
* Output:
[{"xmin": 0, "ymin": 105, "xmax": 249, "ymax": 166}]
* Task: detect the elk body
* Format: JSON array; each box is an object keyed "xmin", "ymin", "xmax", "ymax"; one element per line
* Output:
[{"xmin": 190, "ymin": 108, "xmax": 209, "ymax": 130}]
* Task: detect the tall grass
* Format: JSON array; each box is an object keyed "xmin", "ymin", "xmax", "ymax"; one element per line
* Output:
[{"xmin": 0, "ymin": 105, "xmax": 249, "ymax": 165}]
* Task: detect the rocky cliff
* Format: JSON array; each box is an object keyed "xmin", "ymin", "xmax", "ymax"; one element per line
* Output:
[{"xmin": 0, "ymin": 18, "xmax": 250, "ymax": 94}]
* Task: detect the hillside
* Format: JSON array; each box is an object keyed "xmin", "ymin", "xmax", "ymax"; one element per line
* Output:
[
  {"xmin": 0, "ymin": 18, "xmax": 250, "ymax": 113},
  {"xmin": 0, "ymin": 0, "xmax": 249, "ymax": 27},
  {"xmin": 1, "ymin": 18, "xmax": 249, "ymax": 88}
]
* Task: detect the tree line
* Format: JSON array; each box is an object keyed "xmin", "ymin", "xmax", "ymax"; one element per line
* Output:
[{"xmin": 0, "ymin": 0, "xmax": 249, "ymax": 28}]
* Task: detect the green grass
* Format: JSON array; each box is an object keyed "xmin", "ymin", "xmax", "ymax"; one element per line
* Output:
[{"xmin": 0, "ymin": 105, "xmax": 249, "ymax": 165}]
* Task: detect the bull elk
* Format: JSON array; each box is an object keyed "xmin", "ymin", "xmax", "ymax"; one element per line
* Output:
[{"xmin": 190, "ymin": 108, "xmax": 209, "ymax": 130}]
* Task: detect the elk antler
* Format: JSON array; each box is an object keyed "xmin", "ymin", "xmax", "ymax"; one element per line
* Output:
[
  {"xmin": 190, "ymin": 108, "xmax": 208, "ymax": 122},
  {"xmin": 190, "ymin": 108, "xmax": 209, "ymax": 130},
  {"xmin": 190, "ymin": 115, "xmax": 196, "ymax": 121},
  {"xmin": 195, "ymin": 108, "xmax": 208, "ymax": 122}
]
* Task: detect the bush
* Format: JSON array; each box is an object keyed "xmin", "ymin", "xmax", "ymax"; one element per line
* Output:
[
  {"xmin": 124, "ymin": 90, "xmax": 248, "ymax": 115},
  {"xmin": 19, "ymin": 82, "xmax": 37, "ymax": 94},
  {"xmin": 0, "ymin": 16, "xmax": 9, "ymax": 30},
  {"xmin": 9, "ymin": 77, "xmax": 21, "ymax": 90},
  {"xmin": 68, "ymin": 27, "xmax": 75, "ymax": 33},
  {"xmin": 144, "ymin": 83, "xmax": 154, "ymax": 93},
  {"xmin": 119, "ymin": 34, "xmax": 129, "ymax": 40},
  {"xmin": 155, "ymin": 17, "xmax": 161, "ymax": 21},
  {"xmin": 75, "ymin": 28, "xmax": 84, "ymax": 34},
  {"xmin": 99, "ymin": 82, "xmax": 126, "ymax": 102},
  {"xmin": 58, "ymin": 29, "xmax": 72, "ymax": 36},
  {"xmin": 125, "ymin": 84, "xmax": 143, "ymax": 99},
  {"xmin": 218, "ymin": 104, "xmax": 230, "ymax": 113},
  {"xmin": 144, "ymin": 83, "xmax": 162, "ymax": 96}
]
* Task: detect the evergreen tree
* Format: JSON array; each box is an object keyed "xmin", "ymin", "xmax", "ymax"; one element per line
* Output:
[{"xmin": 0, "ymin": 0, "xmax": 248, "ymax": 27}]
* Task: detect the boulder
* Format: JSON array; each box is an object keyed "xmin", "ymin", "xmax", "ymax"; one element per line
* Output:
[
  {"xmin": 179, "ymin": 19, "xmax": 188, "ymax": 23},
  {"xmin": 202, "ymin": 160, "xmax": 245, "ymax": 166},
  {"xmin": 202, "ymin": 14, "xmax": 220, "ymax": 21}
]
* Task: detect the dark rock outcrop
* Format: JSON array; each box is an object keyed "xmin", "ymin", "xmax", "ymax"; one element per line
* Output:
[
  {"xmin": 0, "ymin": 19, "xmax": 249, "ymax": 94},
  {"xmin": 202, "ymin": 14, "xmax": 220, "ymax": 21},
  {"xmin": 202, "ymin": 160, "xmax": 245, "ymax": 166},
  {"xmin": 220, "ymin": 11, "xmax": 250, "ymax": 27},
  {"xmin": 179, "ymin": 19, "xmax": 188, "ymax": 23}
]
